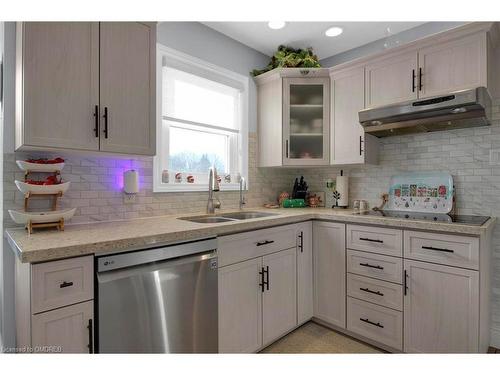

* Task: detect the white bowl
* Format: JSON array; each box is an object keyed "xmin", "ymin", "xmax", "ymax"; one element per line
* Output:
[
  {"xmin": 15, "ymin": 180, "xmax": 70, "ymax": 195},
  {"xmin": 8, "ymin": 208, "xmax": 77, "ymax": 225},
  {"xmin": 16, "ymin": 160, "xmax": 65, "ymax": 172}
]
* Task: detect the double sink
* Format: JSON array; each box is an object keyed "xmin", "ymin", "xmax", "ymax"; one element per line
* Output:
[{"xmin": 179, "ymin": 211, "xmax": 278, "ymax": 223}]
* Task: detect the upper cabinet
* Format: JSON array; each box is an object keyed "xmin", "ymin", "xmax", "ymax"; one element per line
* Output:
[
  {"xmin": 417, "ymin": 33, "xmax": 486, "ymax": 98},
  {"xmin": 16, "ymin": 22, "xmax": 156, "ymax": 156},
  {"xmin": 330, "ymin": 66, "xmax": 379, "ymax": 165},
  {"xmin": 365, "ymin": 50, "xmax": 418, "ymax": 108},
  {"xmin": 256, "ymin": 69, "xmax": 330, "ymax": 167}
]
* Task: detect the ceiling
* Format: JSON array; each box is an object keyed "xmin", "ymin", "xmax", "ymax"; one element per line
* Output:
[{"xmin": 202, "ymin": 22, "xmax": 427, "ymax": 59}]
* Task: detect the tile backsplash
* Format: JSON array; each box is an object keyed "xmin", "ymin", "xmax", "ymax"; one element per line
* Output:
[{"xmin": 2, "ymin": 133, "xmax": 298, "ymax": 226}]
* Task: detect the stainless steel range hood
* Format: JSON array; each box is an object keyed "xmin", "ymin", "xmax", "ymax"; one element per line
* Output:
[{"xmin": 359, "ymin": 87, "xmax": 492, "ymax": 137}]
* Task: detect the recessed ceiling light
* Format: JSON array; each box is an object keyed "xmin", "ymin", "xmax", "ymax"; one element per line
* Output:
[
  {"xmin": 325, "ymin": 26, "xmax": 343, "ymax": 37},
  {"xmin": 268, "ymin": 21, "xmax": 286, "ymax": 30}
]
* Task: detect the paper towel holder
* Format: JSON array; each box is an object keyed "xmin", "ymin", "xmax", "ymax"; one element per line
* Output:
[{"xmin": 123, "ymin": 169, "xmax": 139, "ymax": 194}]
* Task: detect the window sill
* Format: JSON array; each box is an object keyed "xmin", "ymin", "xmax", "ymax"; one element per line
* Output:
[{"xmin": 153, "ymin": 183, "xmax": 244, "ymax": 193}]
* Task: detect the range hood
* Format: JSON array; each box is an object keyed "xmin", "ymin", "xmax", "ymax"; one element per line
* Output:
[{"xmin": 359, "ymin": 87, "xmax": 492, "ymax": 137}]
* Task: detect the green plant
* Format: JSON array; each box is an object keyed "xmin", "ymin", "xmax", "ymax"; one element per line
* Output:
[{"xmin": 251, "ymin": 45, "xmax": 321, "ymax": 76}]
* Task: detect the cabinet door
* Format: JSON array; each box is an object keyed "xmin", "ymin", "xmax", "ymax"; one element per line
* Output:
[
  {"xmin": 404, "ymin": 260, "xmax": 479, "ymax": 353},
  {"xmin": 418, "ymin": 33, "xmax": 487, "ymax": 98},
  {"xmin": 32, "ymin": 300, "xmax": 93, "ymax": 353},
  {"xmin": 218, "ymin": 258, "xmax": 263, "ymax": 353},
  {"xmin": 99, "ymin": 22, "xmax": 156, "ymax": 155},
  {"xmin": 296, "ymin": 221, "xmax": 313, "ymax": 324},
  {"xmin": 283, "ymin": 77, "xmax": 330, "ymax": 166},
  {"xmin": 19, "ymin": 22, "xmax": 99, "ymax": 151},
  {"xmin": 313, "ymin": 221, "xmax": 346, "ymax": 328},
  {"xmin": 262, "ymin": 248, "xmax": 297, "ymax": 346},
  {"xmin": 365, "ymin": 50, "xmax": 418, "ymax": 107},
  {"xmin": 331, "ymin": 66, "xmax": 378, "ymax": 165}
]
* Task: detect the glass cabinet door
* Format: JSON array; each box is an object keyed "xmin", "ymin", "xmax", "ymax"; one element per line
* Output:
[{"xmin": 283, "ymin": 77, "xmax": 330, "ymax": 165}]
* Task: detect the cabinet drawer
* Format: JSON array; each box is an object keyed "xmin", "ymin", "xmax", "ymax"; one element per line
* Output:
[
  {"xmin": 347, "ymin": 273, "xmax": 403, "ymax": 311},
  {"xmin": 347, "ymin": 249, "xmax": 402, "ymax": 284},
  {"xmin": 347, "ymin": 225, "xmax": 402, "ymax": 257},
  {"xmin": 347, "ymin": 297, "xmax": 403, "ymax": 351},
  {"xmin": 404, "ymin": 231, "xmax": 479, "ymax": 269},
  {"xmin": 32, "ymin": 256, "xmax": 94, "ymax": 314},
  {"xmin": 218, "ymin": 224, "xmax": 297, "ymax": 267}
]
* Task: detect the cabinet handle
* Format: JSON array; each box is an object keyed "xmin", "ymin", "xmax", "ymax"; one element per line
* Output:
[
  {"xmin": 103, "ymin": 106, "xmax": 109, "ymax": 139},
  {"xmin": 359, "ymin": 136, "xmax": 364, "ymax": 156},
  {"xmin": 360, "ymin": 287, "xmax": 384, "ymax": 296},
  {"xmin": 421, "ymin": 245, "xmax": 454, "ymax": 253},
  {"xmin": 418, "ymin": 68, "xmax": 423, "ymax": 91},
  {"xmin": 360, "ymin": 237, "xmax": 383, "ymax": 243},
  {"xmin": 412, "ymin": 69, "xmax": 416, "ymax": 92},
  {"xmin": 285, "ymin": 139, "xmax": 289, "ymax": 158},
  {"xmin": 298, "ymin": 231, "xmax": 304, "ymax": 253},
  {"xmin": 59, "ymin": 281, "xmax": 73, "ymax": 288},
  {"xmin": 359, "ymin": 262, "xmax": 384, "ymax": 270},
  {"xmin": 404, "ymin": 269, "xmax": 408, "ymax": 296},
  {"xmin": 360, "ymin": 318, "xmax": 384, "ymax": 329},
  {"xmin": 93, "ymin": 105, "xmax": 99, "ymax": 137},
  {"xmin": 259, "ymin": 267, "xmax": 265, "ymax": 293},
  {"xmin": 264, "ymin": 266, "xmax": 269, "ymax": 291},
  {"xmin": 87, "ymin": 319, "xmax": 93, "ymax": 354},
  {"xmin": 256, "ymin": 240, "xmax": 274, "ymax": 247}
]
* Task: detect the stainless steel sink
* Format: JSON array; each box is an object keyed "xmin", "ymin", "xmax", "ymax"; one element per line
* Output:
[
  {"xmin": 179, "ymin": 211, "xmax": 278, "ymax": 223},
  {"xmin": 179, "ymin": 216, "xmax": 236, "ymax": 224},
  {"xmin": 219, "ymin": 211, "xmax": 278, "ymax": 220}
]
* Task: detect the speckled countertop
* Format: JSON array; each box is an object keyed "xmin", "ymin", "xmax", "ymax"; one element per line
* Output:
[{"xmin": 5, "ymin": 207, "xmax": 496, "ymax": 263}]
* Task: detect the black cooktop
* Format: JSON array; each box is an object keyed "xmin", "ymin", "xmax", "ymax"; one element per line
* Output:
[{"xmin": 353, "ymin": 210, "xmax": 490, "ymax": 226}]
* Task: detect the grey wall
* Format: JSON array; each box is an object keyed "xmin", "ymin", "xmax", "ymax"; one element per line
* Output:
[
  {"xmin": 157, "ymin": 22, "xmax": 270, "ymax": 132},
  {"xmin": 320, "ymin": 22, "xmax": 467, "ymax": 67}
]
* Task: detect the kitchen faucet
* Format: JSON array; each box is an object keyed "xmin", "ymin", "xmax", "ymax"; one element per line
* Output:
[
  {"xmin": 207, "ymin": 167, "xmax": 221, "ymax": 214},
  {"xmin": 239, "ymin": 176, "xmax": 246, "ymax": 210}
]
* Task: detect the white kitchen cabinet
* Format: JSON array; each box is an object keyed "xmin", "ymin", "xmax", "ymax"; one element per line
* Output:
[
  {"xmin": 313, "ymin": 221, "xmax": 346, "ymax": 328},
  {"xmin": 365, "ymin": 50, "xmax": 418, "ymax": 107},
  {"xmin": 218, "ymin": 258, "xmax": 263, "ymax": 353},
  {"xmin": 283, "ymin": 77, "xmax": 330, "ymax": 166},
  {"xmin": 296, "ymin": 221, "xmax": 313, "ymax": 325},
  {"xmin": 16, "ymin": 22, "xmax": 100, "ymax": 151},
  {"xmin": 255, "ymin": 68, "xmax": 330, "ymax": 167},
  {"xmin": 16, "ymin": 22, "xmax": 156, "ymax": 155},
  {"xmin": 99, "ymin": 22, "xmax": 156, "ymax": 155},
  {"xmin": 330, "ymin": 66, "xmax": 378, "ymax": 165},
  {"xmin": 32, "ymin": 300, "xmax": 94, "ymax": 353},
  {"xmin": 417, "ymin": 33, "xmax": 487, "ymax": 98},
  {"xmin": 262, "ymin": 248, "xmax": 297, "ymax": 346},
  {"xmin": 404, "ymin": 259, "xmax": 479, "ymax": 353}
]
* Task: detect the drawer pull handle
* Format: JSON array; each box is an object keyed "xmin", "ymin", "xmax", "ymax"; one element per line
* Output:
[
  {"xmin": 360, "ymin": 287, "xmax": 384, "ymax": 296},
  {"xmin": 256, "ymin": 240, "xmax": 274, "ymax": 247},
  {"xmin": 421, "ymin": 245, "xmax": 454, "ymax": 253},
  {"xmin": 360, "ymin": 237, "xmax": 384, "ymax": 244},
  {"xmin": 59, "ymin": 281, "xmax": 74, "ymax": 288},
  {"xmin": 360, "ymin": 318, "xmax": 384, "ymax": 328},
  {"xmin": 359, "ymin": 262, "xmax": 384, "ymax": 270}
]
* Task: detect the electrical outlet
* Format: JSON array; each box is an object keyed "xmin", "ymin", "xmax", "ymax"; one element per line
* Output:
[
  {"xmin": 490, "ymin": 149, "xmax": 500, "ymax": 165},
  {"xmin": 123, "ymin": 193, "xmax": 137, "ymax": 204}
]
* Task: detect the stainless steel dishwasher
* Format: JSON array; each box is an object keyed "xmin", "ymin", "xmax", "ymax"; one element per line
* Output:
[{"xmin": 96, "ymin": 238, "xmax": 218, "ymax": 353}]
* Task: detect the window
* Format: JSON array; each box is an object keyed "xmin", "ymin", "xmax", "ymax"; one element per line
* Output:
[{"xmin": 154, "ymin": 46, "xmax": 248, "ymax": 192}]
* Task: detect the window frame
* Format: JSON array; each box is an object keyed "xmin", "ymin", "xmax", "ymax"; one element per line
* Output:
[{"xmin": 154, "ymin": 44, "xmax": 249, "ymax": 193}]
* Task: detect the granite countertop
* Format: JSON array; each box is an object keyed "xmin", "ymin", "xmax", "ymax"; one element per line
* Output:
[{"xmin": 5, "ymin": 207, "xmax": 496, "ymax": 263}]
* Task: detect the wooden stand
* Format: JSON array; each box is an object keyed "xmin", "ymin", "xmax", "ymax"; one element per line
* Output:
[
  {"xmin": 27, "ymin": 218, "xmax": 64, "ymax": 235},
  {"xmin": 24, "ymin": 191, "xmax": 63, "ymax": 211}
]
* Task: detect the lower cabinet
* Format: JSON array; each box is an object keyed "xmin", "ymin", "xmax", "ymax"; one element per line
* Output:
[
  {"xmin": 262, "ymin": 248, "xmax": 297, "ymax": 346},
  {"xmin": 403, "ymin": 259, "xmax": 480, "ymax": 353},
  {"xmin": 296, "ymin": 221, "xmax": 313, "ymax": 325},
  {"xmin": 313, "ymin": 221, "xmax": 346, "ymax": 328},
  {"xmin": 218, "ymin": 245, "xmax": 298, "ymax": 353},
  {"xmin": 218, "ymin": 258, "xmax": 263, "ymax": 353},
  {"xmin": 32, "ymin": 300, "xmax": 94, "ymax": 353}
]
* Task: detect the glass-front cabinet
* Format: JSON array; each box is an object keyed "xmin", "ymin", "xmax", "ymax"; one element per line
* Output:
[{"xmin": 283, "ymin": 77, "xmax": 330, "ymax": 166}]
